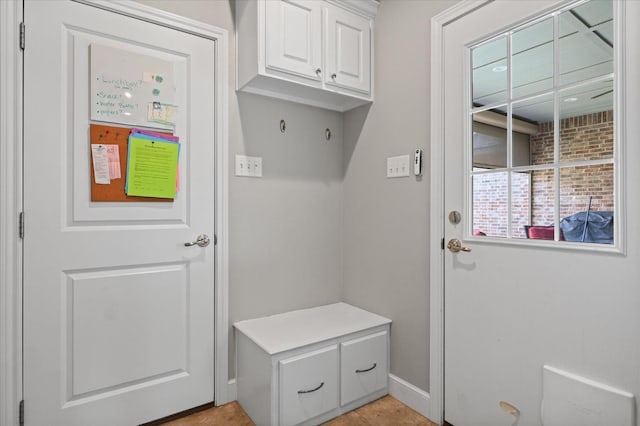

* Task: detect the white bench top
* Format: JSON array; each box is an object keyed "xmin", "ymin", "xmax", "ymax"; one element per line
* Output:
[{"xmin": 234, "ymin": 302, "xmax": 392, "ymax": 355}]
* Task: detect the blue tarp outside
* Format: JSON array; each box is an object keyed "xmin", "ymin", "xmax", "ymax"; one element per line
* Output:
[{"xmin": 560, "ymin": 211, "xmax": 613, "ymax": 244}]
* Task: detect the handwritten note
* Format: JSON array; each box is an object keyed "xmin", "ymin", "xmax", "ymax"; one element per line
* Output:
[
  {"xmin": 91, "ymin": 44, "xmax": 175, "ymax": 128},
  {"xmin": 91, "ymin": 144, "xmax": 110, "ymax": 184},
  {"xmin": 126, "ymin": 136, "xmax": 179, "ymax": 199},
  {"xmin": 106, "ymin": 145, "xmax": 121, "ymax": 179}
]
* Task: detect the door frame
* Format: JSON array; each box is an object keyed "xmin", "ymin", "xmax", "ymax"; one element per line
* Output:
[
  {"xmin": 0, "ymin": 1, "xmax": 230, "ymax": 424},
  {"xmin": 0, "ymin": 1, "xmax": 24, "ymax": 425},
  {"xmin": 429, "ymin": 3, "xmax": 492, "ymax": 423}
]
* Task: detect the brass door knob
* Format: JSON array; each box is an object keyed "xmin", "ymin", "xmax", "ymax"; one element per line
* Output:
[{"xmin": 447, "ymin": 238, "xmax": 471, "ymax": 253}]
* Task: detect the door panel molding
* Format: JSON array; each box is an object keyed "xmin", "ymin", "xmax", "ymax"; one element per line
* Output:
[{"xmin": 0, "ymin": 2, "xmax": 229, "ymax": 425}]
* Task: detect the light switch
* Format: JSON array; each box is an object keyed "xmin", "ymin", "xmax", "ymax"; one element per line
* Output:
[
  {"xmin": 235, "ymin": 155, "xmax": 248, "ymax": 176},
  {"xmin": 235, "ymin": 155, "xmax": 263, "ymax": 177},
  {"xmin": 387, "ymin": 155, "xmax": 410, "ymax": 178},
  {"xmin": 252, "ymin": 157, "xmax": 262, "ymax": 177},
  {"xmin": 387, "ymin": 157, "xmax": 396, "ymax": 178}
]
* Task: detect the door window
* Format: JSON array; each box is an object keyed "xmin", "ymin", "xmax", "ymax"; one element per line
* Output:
[{"xmin": 470, "ymin": 0, "xmax": 615, "ymax": 246}]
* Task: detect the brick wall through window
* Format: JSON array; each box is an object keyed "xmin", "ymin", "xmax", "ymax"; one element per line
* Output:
[{"xmin": 473, "ymin": 110, "xmax": 613, "ymax": 238}]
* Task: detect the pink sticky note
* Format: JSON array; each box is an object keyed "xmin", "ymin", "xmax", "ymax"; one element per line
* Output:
[{"xmin": 105, "ymin": 145, "xmax": 121, "ymax": 179}]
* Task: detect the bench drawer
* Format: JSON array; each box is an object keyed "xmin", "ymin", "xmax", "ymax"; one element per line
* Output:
[
  {"xmin": 279, "ymin": 345, "xmax": 339, "ymax": 425},
  {"xmin": 340, "ymin": 330, "xmax": 388, "ymax": 406}
]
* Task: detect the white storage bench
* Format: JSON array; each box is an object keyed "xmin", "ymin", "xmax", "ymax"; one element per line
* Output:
[{"xmin": 234, "ymin": 303, "xmax": 392, "ymax": 426}]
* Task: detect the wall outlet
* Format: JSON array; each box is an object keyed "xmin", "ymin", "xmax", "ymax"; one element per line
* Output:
[
  {"xmin": 236, "ymin": 155, "xmax": 263, "ymax": 177},
  {"xmin": 387, "ymin": 155, "xmax": 410, "ymax": 178}
]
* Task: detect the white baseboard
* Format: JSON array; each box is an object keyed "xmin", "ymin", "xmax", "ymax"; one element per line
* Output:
[
  {"xmin": 388, "ymin": 374, "xmax": 432, "ymax": 420},
  {"xmin": 226, "ymin": 378, "xmax": 237, "ymax": 403}
]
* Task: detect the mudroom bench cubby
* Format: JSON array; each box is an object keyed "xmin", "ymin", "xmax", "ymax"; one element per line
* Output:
[{"xmin": 234, "ymin": 303, "xmax": 392, "ymax": 426}]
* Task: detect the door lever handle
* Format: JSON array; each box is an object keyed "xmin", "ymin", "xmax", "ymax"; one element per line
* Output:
[
  {"xmin": 185, "ymin": 234, "xmax": 210, "ymax": 247},
  {"xmin": 447, "ymin": 238, "xmax": 471, "ymax": 253}
]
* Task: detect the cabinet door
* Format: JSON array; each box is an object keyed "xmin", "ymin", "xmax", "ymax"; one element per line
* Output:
[
  {"xmin": 340, "ymin": 331, "xmax": 388, "ymax": 406},
  {"xmin": 265, "ymin": 0, "xmax": 322, "ymax": 81},
  {"xmin": 279, "ymin": 345, "xmax": 339, "ymax": 426},
  {"xmin": 324, "ymin": 5, "xmax": 371, "ymax": 94}
]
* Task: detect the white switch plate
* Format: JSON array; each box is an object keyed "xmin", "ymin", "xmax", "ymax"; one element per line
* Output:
[
  {"xmin": 235, "ymin": 155, "xmax": 263, "ymax": 177},
  {"xmin": 387, "ymin": 155, "xmax": 410, "ymax": 178},
  {"xmin": 251, "ymin": 157, "xmax": 262, "ymax": 177}
]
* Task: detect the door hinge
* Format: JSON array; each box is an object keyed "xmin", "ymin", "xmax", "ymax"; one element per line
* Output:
[
  {"xmin": 441, "ymin": 237, "xmax": 445, "ymax": 250},
  {"xmin": 19, "ymin": 212, "xmax": 24, "ymax": 239},
  {"xmin": 19, "ymin": 22, "xmax": 25, "ymax": 50},
  {"xmin": 19, "ymin": 400, "xmax": 24, "ymax": 426}
]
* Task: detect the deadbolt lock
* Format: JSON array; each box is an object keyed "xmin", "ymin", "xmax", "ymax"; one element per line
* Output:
[{"xmin": 449, "ymin": 210, "xmax": 462, "ymax": 225}]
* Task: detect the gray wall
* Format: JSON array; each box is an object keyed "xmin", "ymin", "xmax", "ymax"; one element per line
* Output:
[
  {"xmin": 133, "ymin": 0, "xmax": 344, "ymax": 378},
  {"xmin": 135, "ymin": 0, "xmax": 457, "ymax": 394},
  {"xmin": 343, "ymin": 0, "xmax": 455, "ymax": 391}
]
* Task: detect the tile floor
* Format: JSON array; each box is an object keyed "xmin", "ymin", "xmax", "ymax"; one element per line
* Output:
[{"xmin": 159, "ymin": 395, "xmax": 438, "ymax": 426}]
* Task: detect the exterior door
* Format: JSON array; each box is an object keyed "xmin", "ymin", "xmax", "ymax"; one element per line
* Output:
[
  {"xmin": 442, "ymin": 1, "xmax": 640, "ymax": 425},
  {"xmin": 23, "ymin": 1, "xmax": 216, "ymax": 425}
]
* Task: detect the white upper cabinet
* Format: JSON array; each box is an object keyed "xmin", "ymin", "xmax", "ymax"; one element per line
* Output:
[
  {"xmin": 324, "ymin": 5, "xmax": 371, "ymax": 94},
  {"xmin": 265, "ymin": 0, "xmax": 322, "ymax": 81},
  {"xmin": 236, "ymin": 0, "xmax": 378, "ymax": 112}
]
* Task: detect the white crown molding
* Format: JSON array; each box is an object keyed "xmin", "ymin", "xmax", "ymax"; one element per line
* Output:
[{"xmin": 326, "ymin": 0, "xmax": 379, "ymax": 18}]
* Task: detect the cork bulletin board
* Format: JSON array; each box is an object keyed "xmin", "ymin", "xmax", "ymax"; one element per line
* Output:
[{"xmin": 90, "ymin": 123, "xmax": 173, "ymax": 202}]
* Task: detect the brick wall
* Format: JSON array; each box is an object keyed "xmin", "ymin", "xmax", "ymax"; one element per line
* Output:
[
  {"xmin": 473, "ymin": 171, "xmax": 530, "ymax": 238},
  {"xmin": 531, "ymin": 110, "xmax": 614, "ymax": 224},
  {"xmin": 473, "ymin": 110, "xmax": 613, "ymax": 237}
]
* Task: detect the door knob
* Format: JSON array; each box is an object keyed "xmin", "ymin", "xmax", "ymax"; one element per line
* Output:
[
  {"xmin": 185, "ymin": 234, "xmax": 210, "ymax": 247},
  {"xmin": 447, "ymin": 238, "xmax": 471, "ymax": 253}
]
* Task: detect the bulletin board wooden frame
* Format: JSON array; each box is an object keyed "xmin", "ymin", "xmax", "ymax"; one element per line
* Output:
[{"xmin": 90, "ymin": 123, "xmax": 173, "ymax": 202}]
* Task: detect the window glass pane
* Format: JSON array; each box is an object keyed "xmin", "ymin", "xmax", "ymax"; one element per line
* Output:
[
  {"xmin": 560, "ymin": 164, "xmax": 614, "ymax": 244},
  {"xmin": 512, "ymin": 18, "xmax": 553, "ymax": 99},
  {"xmin": 468, "ymin": 0, "xmax": 616, "ymax": 246},
  {"xmin": 473, "ymin": 170, "xmax": 508, "ymax": 238},
  {"xmin": 559, "ymin": 83, "xmax": 613, "ymax": 162},
  {"xmin": 511, "ymin": 171, "xmax": 531, "ymax": 239},
  {"xmin": 472, "ymin": 37, "xmax": 507, "ymax": 106},
  {"xmin": 531, "ymin": 167, "xmax": 555, "ymax": 228},
  {"xmin": 473, "ymin": 117, "xmax": 508, "ymax": 168},
  {"xmin": 513, "ymin": 94, "xmax": 554, "ymax": 167},
  {"xmin": 559, "ymin": 0, "xmax": 613, "ymax": 86}
]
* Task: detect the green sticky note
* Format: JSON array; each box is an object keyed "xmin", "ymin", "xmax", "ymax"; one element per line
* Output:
[{"xmin": 126, "ymin": 136, "xmax": 179, "ymax": 199}]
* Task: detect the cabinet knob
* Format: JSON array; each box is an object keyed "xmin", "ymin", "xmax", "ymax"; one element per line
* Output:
[
  {"xmin": 331, "ymin": 73, "xmax": 337, "ymax": 80},
  {"xmin": 315, "ymin": 68, "xmax": 321, "ymax": 76}
]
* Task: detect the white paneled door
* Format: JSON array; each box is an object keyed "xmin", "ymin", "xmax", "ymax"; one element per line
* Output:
[
  {"xmin": 442, "ymin": 1, "xmax": 640, "ymax": 425},
  {"xmin": 23, "ymin": 1, "xmax": 216, "ymax": 425}
]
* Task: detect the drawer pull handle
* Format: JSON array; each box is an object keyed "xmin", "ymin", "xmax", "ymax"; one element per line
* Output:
[
  {"xmin": 297, "ymin": 382, "xmax": 324, "ymax": 394},
  {"xmin": 355, "ymin": 363, "xmax": 377, "ymax": 374}
]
